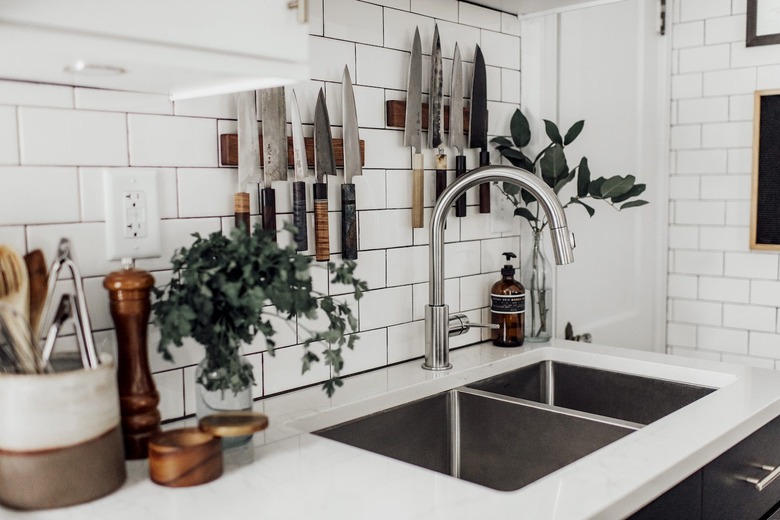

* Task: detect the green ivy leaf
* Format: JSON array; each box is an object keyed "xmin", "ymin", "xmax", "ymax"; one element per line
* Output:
[
  {"xmin": 610, "ymin": 183, "xmax": 646, "ymax": 204},
  {"xmin": 564, "ymin": 120, "xmax": 585, "ymax": 146},
  {"xmin": 511, "ymin": 109, "xmax": 532, "ymax": 148},
  {"xmin": 570, "ymin": 197, "xmax": 595, "ymax": 217},
  {"xmin": 577, "ymin": 157, "xmax": 591, "ymax": 198},
  {"xmin": 599, "ymin": 175, "xmax": 636, "ymax": 199},
  {"xmin": 543, "ymin": 120, "xmax": 563, "ymax": 145},
  {"xmin": 539, "ymin": 145, "xmax": 568, "ymax": 187},
  {"xmin": 620, "ymin": 199, "xmax": 649, "ymax": 210}
]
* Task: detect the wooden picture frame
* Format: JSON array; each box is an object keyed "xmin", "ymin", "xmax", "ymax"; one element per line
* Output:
[
  {"xmin": 750, "ymin": 89, "xmax": 780, "ymax": 250},
  {"xmin": 747, "ymin": 0, "xmax": 780, "ymax": 47}
]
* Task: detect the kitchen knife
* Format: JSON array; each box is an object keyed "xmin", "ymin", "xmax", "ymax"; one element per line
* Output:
[
  {"xmin": 314, "ymin": 88, "xmax": 336, "ymax": 262},
  {"xmin": 405, "ymin": 27, "xmax": 424, "ymax": 229},
  {"xmin": 428, "ymin": 24, "xmax": 446, "ymax": 202},
  {"xmin": 259, "ymin": 87, "xmax": 288, "ymax": 240},
  {"xmin": 235, "ymin": 91, "xmax": 261, "ymax": 233},
  {"xmin": 342, "ymin": 66, "xmax": 361, "ymax": 260},
  {"xmin": 290, "ymin": 90, "xmax": 309, "ymax": 251},
  {"xmin": 450, "ymin": 44, "xmax": 468, "ymax": 218},
  {"xmin": 469, "ymin": 44, "xmax": 490, "ymax": 214}
]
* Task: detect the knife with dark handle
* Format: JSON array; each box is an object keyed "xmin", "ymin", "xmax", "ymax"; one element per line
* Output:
[
  {"xmin": 469, "ymin": 45, "xmax": 490, "ymax": 214},
  {"xmin": 342, "ymin": 66, "xmax": 361, "ymax": 260},
  {"xmin": 450, "ymin": 44, "xmax": 468, "ymax": 217},
  {"xmin": 429, "ymin": 24, "xmax": 446, "ymax": 202},
  {"xmin": 405, "ymin": 27, "xmax": 424, "ymax": 229},
  {"xmin": 314, "ymin": 88, "xmax": 336, "ymax": 262},
  {"xmin": 290, "ymin": 90, "xmax": 309, "ymax": 251},
  {"xmin": 235, "ymin": 91, "xmax": 261, "ymax": 233},
  {"xmin": 259, "ymin": 87, "xmax": 288, "ymax": 241}
]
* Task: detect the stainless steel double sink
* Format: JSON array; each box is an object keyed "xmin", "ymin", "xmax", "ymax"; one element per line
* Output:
[{"xmin": 315, "ymin": 361, "xmax": 715, "ymax": 492}]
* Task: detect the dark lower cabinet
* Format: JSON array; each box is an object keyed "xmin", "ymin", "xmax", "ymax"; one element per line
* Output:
[{"xmin": 629, "ymin": 415, "xmax": 780, "ymax": 520}]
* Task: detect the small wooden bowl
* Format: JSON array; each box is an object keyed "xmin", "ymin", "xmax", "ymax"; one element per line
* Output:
[{"xmin": 148, "ymin": 428, "xmax": 222, "ymax": 487}]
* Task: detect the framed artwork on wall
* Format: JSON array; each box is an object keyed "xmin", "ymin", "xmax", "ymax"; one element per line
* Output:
[
  {"xmin": 747, "ymin": 0, "xmax": 780, "ymax": 46},
  {"xmin": 750, "ymin": 89, "xmax": 780, "ymax": 250}
]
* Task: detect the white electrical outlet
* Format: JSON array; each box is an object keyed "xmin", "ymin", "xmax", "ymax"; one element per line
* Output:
[{"xmin": 104, "ymin": 169, "xmax": 162, "ymax": 261}]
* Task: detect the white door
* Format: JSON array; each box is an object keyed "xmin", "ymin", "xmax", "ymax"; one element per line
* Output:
[{"xmin": 520, "ymin": 0, "xmax": 668, "ymax": 351}]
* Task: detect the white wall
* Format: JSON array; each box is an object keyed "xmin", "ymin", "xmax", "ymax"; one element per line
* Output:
[
  {"xmin": 667, "ymin": 0, "xmax": 780, "ymax": 368},
  {"xmin": 0, "ymin": 0, "xmax": 523, "ymax": 421}
]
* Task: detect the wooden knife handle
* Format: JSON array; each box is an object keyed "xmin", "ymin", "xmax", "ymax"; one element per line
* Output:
[
  {"xmin": 234, "ymin": 192, "xmax": 251, "ymax": 234},
  {"xmin": 479, "ymin": 149, "xmax": 491, "ymax": 213},
  {"xmin": 435, "ymin": 153, "xmax": 447, "ymax": 201},
  {"xmin": 313, "ymin": 183, "xmax": 330, "ymax": 262},
  {"xmin": 261, "ymin": 188, "xmax": 277, "ymax": 241},
  {"xmin": 292, "ymin": 181, "xmax": 307, "ymax": 251},
  {"xmin": 455, "ymin": 155, "xmax": 467, "ymax": 217},
  {"xmin": 341, "ymin": 184, "xmax": 358, "ymax": 260},
  {"xmin": 412, "ymin": 153, "xmax": 424, "ymax": 229}
]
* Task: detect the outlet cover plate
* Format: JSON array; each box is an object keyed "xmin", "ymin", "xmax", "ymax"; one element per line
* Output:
[{"xmin": 104, "ymin": 169, "xmax": 162, "ymax": 260}]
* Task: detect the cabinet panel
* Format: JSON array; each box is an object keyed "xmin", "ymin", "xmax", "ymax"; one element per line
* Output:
[{"xmin": 628, "ymin": 471, "xmax": 701, "ymax": 520}]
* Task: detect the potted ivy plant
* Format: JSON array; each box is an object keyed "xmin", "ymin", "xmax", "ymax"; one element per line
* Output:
[
  {"xmin": 491, "ymin": 108, "xmax": 648, "ymax": 342},
  {"xmin": 151, "ymin": 223, "xmax": 367, "ymax": 421}
]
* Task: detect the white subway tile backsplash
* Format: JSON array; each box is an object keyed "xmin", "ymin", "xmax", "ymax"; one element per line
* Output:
[
  {"xmin": 757, "ymin": 65, "xmax": 780, "ymax": 89},
  {"xmin": 674, "ymin": 200, "xmax": 726, "ymax": 225},
  {"xmin": 724, "ymin": 303, "xmax": 777, "ymax": 332},
  {"xmin": 360, "ymin": 285, "xmax": 413, "ymax": 329},
  {"xmin": 671, "ymin": 125, "xmax": 701, "ymax": 149},
  {"xmin": 355, "ymin": 169, "xmax": 386, "ymax": 210},
  {"xmin": 677, "ymin": 97, "xmax": 729, "ymax": 124},
  {"xmin": 356, "ymin": 45, "xmax": 409, "ymax": 91},
  {"xmin": 700, "ymin": 175, "xmax": 750, "ymax": 200},
  {"xmin": 502, "ymin": 69, "xmax": 521, "ymax": 104},
  {"xmin": 672, "ymin": 299, "xmax": 722, "ymax": 325},
  {"xmin": 667, "ymin": 322, "xmax": 697, "ymax": 347},
  {"xmin": 678, "ymin": 44, "xmax": 730, "ymax": 73},
  {"xmin": 412, "ymin": 278, "xmax": 459, "ymax": 320},
  {"xmin": 263, "ymin": 343, "xmax": 331, "ymax": 395},
  {"xmin": 704, "ymin": 14, "xmax": 746, "ymax": 43},
  {"xmin": 749, "ymin": 332, "xmax": 780, "ymax": 359},
  {"xmin": 481, "ymin": 31, "xmax": 521, "ymax": 70},
  {"xmin": 128, "ymin": 114, "xmax": 217, "ymax": 167},
  {"xmin": 177, "ymin": 168, "xmax": 244, "ymax": 218},
  {"xmin": 731, "ymin": 41, "xmax": 780, "ymax": 68},
  {"xmin": 675, "ymin": 149, "xmax": 728, "ymax": 174},
  {"xmin": 698, "ymin": 326, "xmax": 748, "ymax": 353},
  {"xmin": 486, "ymin": 66, "xmax": 502, "ymax": 102},
  {"xmin": 459, "ymin": 273, "xmax": 493, "ymax": 310},
  {"xmin": 135, "ymin": 217, "xmax": 222, "ymax": 273},
  {"xmin": 501, "ymin": 13, "xmax": 520, "ymax": 36},
  {"xmin": 309, "ymin": 36, "xmax": 356, "ymax": 83},
  {"xmin": 387, "ymin": 245, "xmax": 428, "ymax": 286},
  {"xmin": 459, "ymin": 2, "xmax": 501, "ymax": 31},
  {"xmin": 0, "ymin": 106, "xmax": 18, "ymax": 164},
  {"xmin": 703, "ymin": 68, "xmax": 756, "ymax": 96},
  {"xmin": 699, "ymin": 226, "xmax": 749, "ymax": 251},
  {"xmin": 325, "ymin": 0, "xmax": 384, "ymax": 45},
  {"xmin": 444, "ymin": 240, "xmax": 481, "ymax": 278},
  {"xmin": 436, "ymin": 20, "xmax": 481, "ymax": 63},
  {"xmin": 19, "ymin": 108, "xmax": 128, "ymax": 166},
  {"xmin": 669, "ymin": 176, "xmax": 700, "ymax": 199},
  {"xmin": 729, "ymin": 94, "xmax": 754, "ymax": 121},
  {"xmin": 674, "ymin": 250, "xmax": 724, "ymax": 275},
  {"xmin": 725, "ymin": 200, "xmax": 750, "ymax": 226},
  {"xmin": 668, "ymin": 225, "xmax": 699, "ymax": 249},
  {"xmin": 362, "ymin": 129, "xmax": 409, "ymax": 169},
  {"xmin": 724, "ymin": 252, "xmax": 779, "ymax": 279},
  {"xmin": 411, "ymin": 0, "xmax": 458, "ymax": 21},
  {"xmin": 1, "ymin": 167, "xmax": 79, "ymax": 225},
  {"xmin": 387, "ymin": 320, "xmax": 425, "ymax": 364},
  {"xmin": 701, "ymin": 121, "xmax": 752, "ymax": 148},
  {"xmin": 672, "ymin": 74, "xmax": 703, "ymax": 99},
  {"xmin": 679, "ymin": 0, "xmax": 731, "ymax": 21},
  {"xmin": 727, "ymin": 148, "xmax": 752, "ymax": 174},
  {"xmin": 673, "ymin": 21, "xmax": 704, "ymax": 48},
  {"xmin": 751, "ymin": 280, "xmax": 780, "ymax": 307},
  {"xmin": 699, "ymin": 276, "xmax": 749, "ymax": 303},
  {"xmin": 153, "ymin": 370, "xmax": 184, "ymax": 421},
  {"xmin": 0, "ymin": 227, "xmax": 25, "ymax": 251},
  {"xmin": 383, "ymin": 8, "xmax": 435, "ymax": 52},
  {"xmin": 668, "ymin": 274, "xmax": 698, "ymax": 298},
  {"xmin": 0, "ymin": 80, "xmax": 73, "ymax": 109},
  {"xmin": 174, "ymin": 93, "xmax": 236, "ymax": 120},
  {"xmin": 75, "ymin": 89, "xmax": 173, "ymax": 115},
  {"xmin": 340, "ymin": 328, "xmax": 388, "ymax": 376},
  {"xmin": 359, "ymin": 208, "xmax": 412, "ymax": 250}
]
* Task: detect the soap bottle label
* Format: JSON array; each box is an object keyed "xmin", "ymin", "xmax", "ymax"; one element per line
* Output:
[{"xmin": 491, "ymin": 294, "xmax": 525, "ymax": 314}]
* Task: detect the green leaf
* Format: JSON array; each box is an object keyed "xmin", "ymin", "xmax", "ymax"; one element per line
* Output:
[
  {"xmin": 577, "ymin": 157, "xmax": 591, "ymax": 198},
  {"xmin": 511, "ymin": 109, "xmax": 531, "ymax": 148},
  {"xmin": 514, "ymin": 207, "xmax": 538, "ymax": 222},
  {"xmin": 588, "ymin": 177, "xmax": 606, "ymax": 198},
  {"xmin": 502, "ymin": 181, "xmax": 520, "ymax": 195},
  {"xmin": 490, "ymin": 136, "xmax": 513, "ymax": 147},
  {"xmin": 539, "ymin": 145, "xmax": 568, "ymax": 186},
  {"xmin": 563, "ymin": 120, "xmax": 585, "ymax": 146},
  {"xmin": 570, "ymin": 197, "xmax": 595, "ymax": 217},
  {"xmin": 599, "ymin": 175, "xmax": 636, "ymax": 199},
  {"xmin": 543, "ymin": 120, "xmax": 563, "ymax": 145},
  {"xmin": 620, "ymin": 199, "xmax": 649, "ymax": 210},
  {"xmin": 521, "ymin": 189, "xmax": 537, "ymax": 206},
  {"xmin": 610, "ymin": 183, "xmax": 646, "ymax": 204},
  {"xmin": 554, "ymin": 170, "xmax": 576, "ymax": 194}
]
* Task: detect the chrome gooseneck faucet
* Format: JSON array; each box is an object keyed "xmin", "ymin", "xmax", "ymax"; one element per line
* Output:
[{"xmin": 424, "ymin": 165, "xmax": 576, "ymax": 371}]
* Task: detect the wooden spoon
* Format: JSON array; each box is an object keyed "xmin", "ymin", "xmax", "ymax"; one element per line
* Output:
[
  {"xmin": 0, "ymin": 246, "xmax": 40, "ymax": 372},
  {"xmin": 24, "ymin": 250, "xmax": 47, "ymax": 338}
]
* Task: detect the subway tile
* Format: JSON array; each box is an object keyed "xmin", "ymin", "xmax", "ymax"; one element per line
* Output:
[
  {"xmin": 387, "ymin": 245, "xmax": 428, "ymax": 286},
  {"xmin": 487, "ymin": 101, "xmax": 516, "ymax": 137},
  {"xmin": 75, "ymin": 89, "xmax": 173, "ymax": 115},
  {"xmin": 671, "ymin": 299, "xmax": 722, "ymax": 326},
  {"xmin": 674, "ymin": 201, "xmax": 726, "ymax": 225},
  {"xmin": 263, "ymin": 343, "xmax": 331, "ymax": 395},
  {"xmin": 412, "ymin": 207, "xmax": 461, "ymax": 245},
  {"xmin": 356, "ymin": 45, "xmax": 409, "ymax": 91},
  {"xmin": 330, "ymin": 249, "xmax": 387, "ymax": 294},
  {"xmin": 727, "ymin": 148, "xmax": 752, "ymax": 174},
  {"xmin": 670, "ymin": 125, "xmax": 701, "ymax": 149},
  {"xmin": 725, "ymin": 252, "xmax": 779, "ymax": 279},
  {"xmin": 309, "ymin": 36, "xmax": 356, "ymax": 83},
  {"xmin": 751, "ymin": 280, "xmax": 780, "ymax": 307},
  {"xmin": 26, "ymin": 222, "xmax": 112, "ymax": 277},
  {"xmin": 387, "ymin": 320, "xmax": 425, "ymax": 364},
  {"xmin": 675, "ymin": 149, "xmax": 728, "ymax": 174},
  {"xmin": 669, "ymin": 176, "xmax": 700, "ymax": 199},
  {"xmin": 678, "ymin": 44, "xmax": 730, "ymax": 73},
  {"xmin": 244, "ymin": 306, "xmax": 298, "ymax": 354},
  {"xmin": 359, "ymin": 285, "xmax": 413, "ymax": 329},
  {"xmin": 173, "ymin": 93, "xmax": 236, "ymax": 120},
  {"xmin": 359, "ymin": 208, "xmax": 412, "ymax": 249},
  {"xmin": 668, "ymin": 226, "xmax": 699, "ymax": 250},
  {"xmin": 0, "ymin": 80, "xmax": 73, "ymax": 108},
  {"xmin": 700, "ymin": 175, "xmax": 750, "ymax": 200},
  {"xmin": 459, "ymin": 273, "xmax": 493, "ymax": 311},
  {"xmin": 355, "ymin": 169, "xmax": 386, "ymax": 210},
  {"xmin": 724, "ymin": 303, "xmax": 776, "ymax": 332},
  {"xmin": 340, "ymin": 328, "xmax": 388, "ymax": 376},
  {"xmin": 0, "ymin": 106, "xmax": 18, "ymax": 164},
  {"xmin": 703, "ymin": 68, "xmax": 756, "ymax": 96},
  {"xmin": 444, "ymin": 240, "xmax": 481, "ymax": 278},
  {"xmin": 667, "ymin": 322, "xmax": 697, "ymax": 347},
  {"xmin": 668, "ymin": 274, "xmax": 698, "ymax": 298},
  {"xmin": 501, "ymin": 13, "xmax": 520, "ymax": 36},
  {"xmin": 731, "ymin": 41, "xmax": 780, "ymax": 68},
  {"xmin": 673, "ymin": 21, "xmax": 704, "ymax": 48},
  {"xmin": 679, "ymin": 0, "xmax": 731, "ymax": 21},
  {"xmin": 148, "ymin": 326, "xmax": 205, "ymax": 373},
  {"xmin": 436, "ymin": 20, "xmax": 481, "ymax": 63},
  {"xmin": 749, "ymin": 331, "xmax": 780, "ymax": 359},
  {"xmin": 0, "ymin": 226, "xmax": 25, "ymax": 251},
  {"xmin": 701, "ymin": 121, "xmax": 752, "ymax": 148},
  {"xmin": 182, "ymin": 365, "xmax": 197, "ymax": 415},
  {"xmin": 324, "ymin": 0, "xmax": 383, "ymax": 46},
  {"xmin": 0, "ymin": 167, "xmax": 79, "ymax": 225},
  {"xmin": 412, "ymin": 278, "xmax": 459, "ymax": 320},
  {"xmin": 677, "ymin": 97, "xmax": 729, "ymax": 123},
  {"xmin": 486, "ymin": 66, "xmax": 502, "ymax": 102},
  {"xmin": 285, "ymin": 81, "xmax": 324, "ymax": 124},
  {"xmin": 244, "ymin": 352, "xmax": 264, "ymax": 400},
  {"xmin": 153, "ymin": 370, "xmax": 184, "ymax": 421},
  {"xmin": 725, "ymin": 200, "xmax": 750, "ymax": 226},
  {"xmin": 128, "ymin": 114, "xmax": 217, "ymax": 167},
  {"xmin": 674, "ymin": 250, "xmax": 724, "ymax": 275},
  {"xmin": 410, "ymin": 0, "xmax": 457, "ymax": 21},
  {"xmin": 729, "ymin": 94, "xmax": 754, "ymax": 121},
  {"xmin": 323, "ymin": 82, "xmax": 384, "ymax": 129},
  {"xmin": 481, "ymin": 236, "xmax": 520, "ymax": 274},
  {"xmin": 699, "ymin": 276, "xmax": 750, "ymax": 303},
  {"xmin": 178, "ymin": 168, "xmax": 246, "ymax": 218},
  {"xmin": 480, "ymin": 30, "xmax": 520, "ymax": 70},
  {"xmin": 757, "ymin": 65, "xmax": 780, "ymax": 89},
  {"xmin": 671, "ymin": 73, "xmax": 703, "ymax": 99},
  {"xmin": 698, "ymin": 326, "xmax": 748, "ymax": 354},
  {"xmin": 732, "ymin": 0, "xmax": 747, "ymax": 14},
  {"xmin": 705, "ymin": 14, "xmax": 746, "ymax": 43},
  {"xmin": 383, "ymin": 8, "xmax": 435, "ymax": 52},
  {"xmin": 502, "ymin": 69, "xmax": 521, "ymax": 104},
  {"xmin": 19, "ymin": 108, "xmax": 127, "ymax": 166},
  {"xmin": 79, "ymin": 167, "xmax": 178, "ymax": 221},
  {"xmin": 461, "ymin": 207, "xmax": 505, "ymax": 242},
  {"xmin": 386, "ymin": 169, "xmax": 413, "ymax": 209},
  {"xmin": 459, "ymin": 2, "xmax": 501, "ymax": 31},
  {"xmin": 309, "ymin": 0, "xmax": 324, "ymax": 36},
  {"xmin": 362, "ymin": 128, "xmax": 409, "ymax": 169},
  {"xmin": 699, "ymin": 226, "xmax": 749, "ymax": 251},
  {"xmin": 82, "ymin": 276, "xmax": 112, "ymax": 331},
  {"xmin": 135, "ymin": 217, "xmax": 222, "ymax": 273}
]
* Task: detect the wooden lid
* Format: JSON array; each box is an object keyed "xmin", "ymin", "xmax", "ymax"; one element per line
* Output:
[
  {"xmin": 198, "ymin": 411, "xmax": 268, "ymax": 438},
  {"xmin": 103, "ymin": 268, "xmax": 154, "ymax": 290}
]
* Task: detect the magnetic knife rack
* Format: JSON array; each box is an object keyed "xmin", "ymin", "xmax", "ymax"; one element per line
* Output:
[
  {"xmin": 385, "ymin": 100, "xmax": 470, "ymax": 132},
  {"xmin": 219, "ymin": 135, "xmax": 365, "ymax": 167}
]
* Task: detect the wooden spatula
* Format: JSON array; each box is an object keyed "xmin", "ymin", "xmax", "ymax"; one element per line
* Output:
[{"xmin": 24, "ymin": 250, "xmax": 47, "ymax": 337}]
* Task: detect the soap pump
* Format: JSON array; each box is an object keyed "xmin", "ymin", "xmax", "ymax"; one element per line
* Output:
[{"xmin": 490, "ymin": 252, "xmax": 525, "ymax": 347}]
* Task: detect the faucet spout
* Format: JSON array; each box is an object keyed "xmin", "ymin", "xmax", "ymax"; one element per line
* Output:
[{"xmin": 424, "ymin": 165, "xmax": 575, "ymax": 371}]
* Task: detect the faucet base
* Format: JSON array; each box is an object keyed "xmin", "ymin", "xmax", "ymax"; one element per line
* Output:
[
  {"xmin": 424, "ymin": 304, "xmax": 451, "ymax": 371},
  {"xmin": 421, "ymin": 362, "xmax": 452, "ymax": 371}
]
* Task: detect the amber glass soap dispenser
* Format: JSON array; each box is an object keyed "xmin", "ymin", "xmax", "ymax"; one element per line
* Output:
[{"xmin": 491, "ymin": 252, "xmax": 525, "ymax": 347}]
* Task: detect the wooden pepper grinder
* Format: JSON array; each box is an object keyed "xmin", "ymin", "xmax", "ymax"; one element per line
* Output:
[{"xmin": 104, "ymin": 265, "xmax": 160, "ymax": 459}]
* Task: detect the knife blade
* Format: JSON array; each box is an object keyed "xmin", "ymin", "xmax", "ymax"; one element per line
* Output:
[
  {"xmin": 290, "ymin": 90, "xmax": 308, "ymax": 252},
  {"xmin": 259, "ymin": 87, "xmax": 288, "ymax": 240},
  {"xmin": 314, "ymin": 88, "xmax": 336, "ymax": 262},
  {"xmin": 235, "ymin": 91, "xmax": 261, "ymax": 233},
  {"xmin": 450, "ymin": 44, "xmax": 468, "ymax": 218},
  {"xmin": 342, "ymin": 66, "xmax": 361, "ymax": 260},
  {"xmin": 469, "ymin": 44, "xmax": 490, "ymax": 214},
  {"xmin": 428, "ymin": 24, "xmax": 447, "ymax": 203},
  {"xmin": 405, "ymin": 27, "xmax": 424, "ymax": 229}
]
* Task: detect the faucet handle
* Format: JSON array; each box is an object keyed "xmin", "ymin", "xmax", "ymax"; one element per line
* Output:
[{"xmin": 448, "ymin": 313, "xmax": 499, "ymax": 337}]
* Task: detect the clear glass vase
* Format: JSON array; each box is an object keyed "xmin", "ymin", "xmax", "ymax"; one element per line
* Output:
[
  {"xmin": 195, "ymin": 355, "xmax": 253, "ymax": 447},
  {"xmin": 521, "ymin": 230, "xmax": 552, "ymax": 342}
]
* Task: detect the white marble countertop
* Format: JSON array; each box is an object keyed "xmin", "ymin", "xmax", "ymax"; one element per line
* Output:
[{"xmin": 9, "ymin": 339, "xmax": 780, "ymax": 520}]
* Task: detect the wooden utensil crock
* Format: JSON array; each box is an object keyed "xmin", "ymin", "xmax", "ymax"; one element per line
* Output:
[{"xmin": 104, "ymin": 267, "xmax": 160, "ymax": 459}]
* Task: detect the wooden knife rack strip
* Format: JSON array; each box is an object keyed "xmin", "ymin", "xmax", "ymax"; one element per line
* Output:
[
  {"xmin": 219, "ymin": 135, "xmax": 365, "ymax": 168},
  {"xmin": 385, "ymin": 100, "xmax": 470, "ymax": 132}
]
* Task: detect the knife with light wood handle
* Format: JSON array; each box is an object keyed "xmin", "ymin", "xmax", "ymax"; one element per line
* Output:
[
  {"xmin": 342, "ymin": 66, "xmax": 361, "ymax": 260},
  {"xmin": 405, "ymin": 27, "xmax": 424, "ymax": 229},
  {"xmin": 235, "ymin": 91, "xmax": 261, "ymax": 233},
  {"xmin": 314, "ymin": 88, "xmax": 336, "ymax": 262}
]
